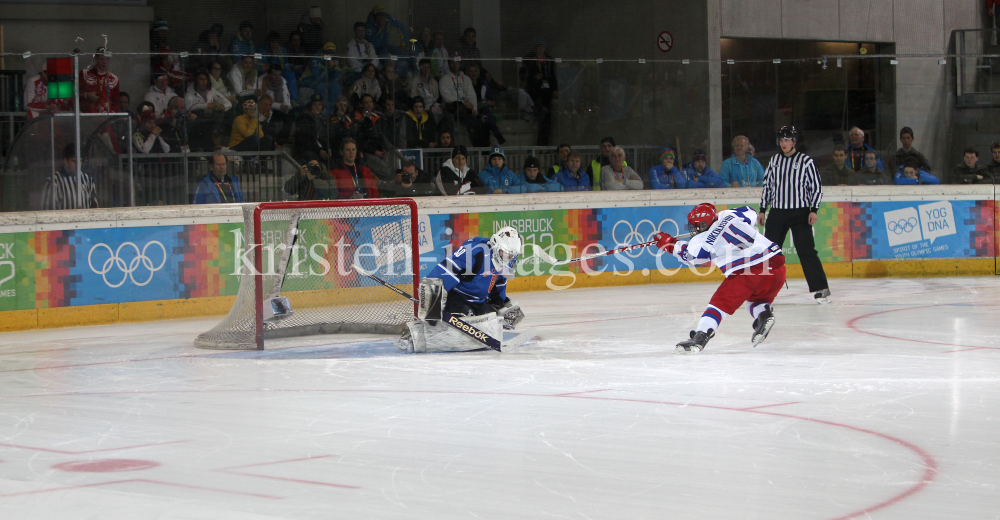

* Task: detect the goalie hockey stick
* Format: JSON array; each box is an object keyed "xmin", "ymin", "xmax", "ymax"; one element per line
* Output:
[
  {"xmin": 262, "ymin": 212, "xmax": 302, "ymax": 322},
  {"xmin": 522, "ymin": 230, "xmax": 697, "ymax": 266},
  {"xmin": 352, "ymin": 264, "xmax": 503, "ymax": 351},
  {"xmin": 351, "ymin": 263, "xmax": 418, "ymax": 302}
]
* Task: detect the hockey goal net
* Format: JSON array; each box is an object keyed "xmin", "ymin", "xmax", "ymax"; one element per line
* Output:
[{"xmin": 195, "ymin": 199, "xmax": 419, "ymax": 350}]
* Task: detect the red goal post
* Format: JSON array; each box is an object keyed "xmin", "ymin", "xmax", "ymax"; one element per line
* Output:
[{"xmin": 195, "ymin": 199, "xmax": 420, "ymax": 350}]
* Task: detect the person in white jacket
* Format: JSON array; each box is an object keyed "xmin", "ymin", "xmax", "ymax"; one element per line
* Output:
[
  {"xmin": 439, "ymin": 59, "xmax": 477, "ymax": 111},
  {"xmin": 439, "ymin": 60, "xmax": 479, "ymax": 144},
  {"xmin": 227, "ymin": 55, "xmax": 259, "ymax": 98},
  {"xmin": 184, "ymin": 71, "xmax": 232, "ymax": 115},
  {"xmin": 346, "ymin": 21, "xmax": 378, "ymax": 72},
  {"xmin": 350, "ymin": 63, "xmax": 382, "ymax": 107},
  {"xmin": 143, "ymin": 73, "xmax": 176, "ymax": 117},
  {"xmin": 255, "ymin": 64, "xmax": 292, "ymax": 112}
]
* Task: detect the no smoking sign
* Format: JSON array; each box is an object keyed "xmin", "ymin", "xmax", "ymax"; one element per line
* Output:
[{"xmin": 657, "ymin": 31, "xmax": 673, "ymax": 53}]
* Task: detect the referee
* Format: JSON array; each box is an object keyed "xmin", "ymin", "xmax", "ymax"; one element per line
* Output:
[{"xmin": 757, "ymin": 126, "xmax": 831, "ymax": 303}]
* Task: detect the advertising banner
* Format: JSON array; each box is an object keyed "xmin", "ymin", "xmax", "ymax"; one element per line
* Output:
[{"xmin": 0, "ymin": 194, "xmax": 994, "ymax": 324}]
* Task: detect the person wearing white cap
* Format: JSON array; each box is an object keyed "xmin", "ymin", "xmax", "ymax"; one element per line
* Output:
[{"xmin": 298, "ymin": 6, "xmax": 325, "ymax": 54}]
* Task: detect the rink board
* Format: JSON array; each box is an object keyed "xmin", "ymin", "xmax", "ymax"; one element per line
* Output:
[{"xmin": 0, "ymin": 186, "xmax": 995, "ymax": 331}]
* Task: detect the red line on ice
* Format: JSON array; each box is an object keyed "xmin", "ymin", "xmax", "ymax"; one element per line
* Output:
[
  {"xmin": 551, "ymin": 389, "xmax": 613, "ymax": 397},
  {"xmin": 847, "ymin": 304, "xmax": 1000, "ymax": 353},
  {"xmin": 0, "ymin": 440, "xmax": 190, "ymax": 455},
  {"xmin": 737, "ymin": 402, "xmax": 800, "ymax": 411},
  {"xmin": 0, "ymin": 478, "xmax": 282, "ymax": 499},
  {"xmin": 215, "ymin": 454, "xmax": 361, "ymax": 490},
  {"xmin": 0, "ymin": 388, "xmax": 937, "ymax": 518}
]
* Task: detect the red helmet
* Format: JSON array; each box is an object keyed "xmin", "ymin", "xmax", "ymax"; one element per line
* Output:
[{"xmin": 688, "ymin": 203, "xmax": 718, "ymax": 233}]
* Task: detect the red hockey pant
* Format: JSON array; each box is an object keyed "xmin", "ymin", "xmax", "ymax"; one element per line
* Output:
[{"xmin": 708, "ymin": 255, "xmax": 786, "ymax": 315}]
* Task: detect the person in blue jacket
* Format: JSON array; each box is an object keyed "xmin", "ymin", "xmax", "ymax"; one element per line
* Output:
[
  {"xmin": 649, "ymin": 148, "xmax": 681, "ymax": 189},
  {"xmin": 366, "ymin": 6, "xmax": 409, "ymax": 55},
  {"xmin": 194, "ymin": 153, "xmax": 243, "ymax": 203},
  {"xmin": 719, "ymin": 136, "xmax": 765, "ymax": 187},
  {"xmin": 522, "ymin": 156, "xmax": 563, "ymax": 193},
  {"xmin": 426, "ymin": 226, "xmax": 522, "ymax": 317},
  {"xmin": 554, "ymin": 151, "xmax": 591, "ymax": 191},
  {"xmin": 678, "ymin": 149, "xmax": 727, "ymax": 188},
  {"xmin": 895, "ymin": 159, "xmax": 940, "ymax": 185},
  {"xmin": 479, "ymin": 146, "xmax": 525, "ymax": 194},
  {"xmin": 300, "ymin": 43, "xmax": 342, "ymax": 109}
]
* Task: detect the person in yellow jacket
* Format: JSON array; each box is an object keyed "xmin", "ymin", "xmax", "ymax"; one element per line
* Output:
[
  {"xmin": 229, "ymin": 99, "xmax": 274, "ymax": 151},
  {"xmin": 587, "ymin": 136, "xmax": 625, "ymax": 192}
]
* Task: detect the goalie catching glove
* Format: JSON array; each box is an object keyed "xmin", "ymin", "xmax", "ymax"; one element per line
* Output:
[
  {"xmin": 497, "ymin": 299, "xmax": 525, "ymax": 329},
  {"xmin": 654, "ymin": 232, "xmax": 678, "ymax": 254}
]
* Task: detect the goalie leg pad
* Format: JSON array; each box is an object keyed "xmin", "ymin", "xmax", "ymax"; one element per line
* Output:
[
  {"xmin": 497, "ymin": 299, "xmax": 525, "ymax": 329},
  {"xmin": 405, "ymin": 313, "xmax": 503, "ymax": 353},
  {"xmin": 418, "ymin": 278, "xmax": 446, "ymax": 321}
]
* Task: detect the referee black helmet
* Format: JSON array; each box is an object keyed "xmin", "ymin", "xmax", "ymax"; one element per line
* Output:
[{"xmin": 776, "ymin": 126, "xmax": 798, "ymax": 145}]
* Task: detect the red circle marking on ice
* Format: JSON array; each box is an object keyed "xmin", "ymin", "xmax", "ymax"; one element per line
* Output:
[
  {"xmin": 657, "ymin": 31, "xmax": 673, "ymax": 53},
  {"xmin": 53, "ymin": 459, "xmax": 160, "ymax": 473},
  {"xmin": 18, "ymin": 388, "xmax": 936, "ymax": 520}
]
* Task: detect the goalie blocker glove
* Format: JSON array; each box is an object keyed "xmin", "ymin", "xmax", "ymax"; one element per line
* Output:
[{"xmin": 497, "ymin": 299, "xmax": 525, "ymax": 330}]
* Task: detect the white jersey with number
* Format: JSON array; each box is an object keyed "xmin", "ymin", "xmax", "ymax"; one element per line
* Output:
[{"xmin": 673, "ymin": 206, "xmax": 782, "ymax": 276}]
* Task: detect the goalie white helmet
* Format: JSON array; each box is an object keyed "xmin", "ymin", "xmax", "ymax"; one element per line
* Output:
[{"xmin": 488, "ymin": 226, "xmax": 521, "ymax": 271}]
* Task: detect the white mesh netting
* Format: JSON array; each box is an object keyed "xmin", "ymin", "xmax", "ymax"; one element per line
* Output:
[{"xmin": 195, "ymin": 201, "xmax": 417, "ymax": 350}]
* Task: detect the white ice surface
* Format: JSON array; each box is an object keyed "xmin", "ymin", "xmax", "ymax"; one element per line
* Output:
[{"xmin": 0, "ymin": 276, "xmax": 998, "ymax": 519}]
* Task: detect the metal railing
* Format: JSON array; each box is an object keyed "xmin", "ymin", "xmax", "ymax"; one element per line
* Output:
[
  {"xmin": 953, "ymin": 28, "xmax": 1000, "ymax": 107},
  {"xmin": 124, "ymin": 150, "xmax": 299, "ymax": 205},
  {"xmin": 0, "ymin": 111, "xmax": 26, "ymax": 158}
]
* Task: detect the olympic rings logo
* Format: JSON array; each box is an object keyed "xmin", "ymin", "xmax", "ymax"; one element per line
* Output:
[
  {"xmin": 88, "ymin": 241, "xmax": 167, "ymax": 288},
  {"xmin": 886, "ymin": 217, "xmax": 918, "ymax": 235},
  {"xmin": 611, "ymin": 219, "xmax": 680, "ymax": 257}
]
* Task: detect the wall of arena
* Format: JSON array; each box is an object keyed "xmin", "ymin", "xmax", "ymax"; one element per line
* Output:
[{"xmin": 0, "ymin": 186, "xmax": 996, "ymax": 332}]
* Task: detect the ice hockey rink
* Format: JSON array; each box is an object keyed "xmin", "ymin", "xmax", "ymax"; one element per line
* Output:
[{"xmin": 0, "ymin": 276, "xmax": 997, "ymax": 519}]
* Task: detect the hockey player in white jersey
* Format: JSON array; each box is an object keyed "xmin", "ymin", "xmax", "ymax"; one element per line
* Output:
[{"xmin": 654, "ymin": 203, "xmax": 787, "ymax": 353}]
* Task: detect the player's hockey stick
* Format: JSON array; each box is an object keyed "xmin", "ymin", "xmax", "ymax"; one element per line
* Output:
[
  {"xmin": 352, "ymin": 265, "xmax": 503, "ymax": 352},
  {"xmin": 522, "ymin": 230, "xmax": 697, "ymax": 266}
]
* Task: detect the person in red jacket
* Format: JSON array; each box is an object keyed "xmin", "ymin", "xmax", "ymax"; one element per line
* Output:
[
  {"xmin": 329, "ymin": 138, "xmax": 380, "ymax": 199},
  {"xmin": 79, "ymin": 47, "xmax": 120, "ymax": 114}
]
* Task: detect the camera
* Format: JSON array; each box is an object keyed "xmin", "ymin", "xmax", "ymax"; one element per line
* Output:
[
  {"xmin": 307, "ymin": 163, "xmax": 323, "ymax": 176},
  {"xmin": 401, "ymin": 173, "xmax": 412, "ymax": 183}
]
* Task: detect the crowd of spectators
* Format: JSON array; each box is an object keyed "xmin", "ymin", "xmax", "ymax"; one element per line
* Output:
[{"xmin": 21, "ymin": 7, "xmax": 1000, "ymax": 208}]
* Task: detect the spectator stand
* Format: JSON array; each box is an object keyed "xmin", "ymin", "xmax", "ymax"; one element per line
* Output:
[{"xmin": 417, "ymin": 145, "xmax": 663, "ymax": 189}]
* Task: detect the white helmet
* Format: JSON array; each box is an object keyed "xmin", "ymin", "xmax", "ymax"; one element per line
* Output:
[{"xmin": 488, "ymin": 226, "xmax": 521, "ymax": 271}]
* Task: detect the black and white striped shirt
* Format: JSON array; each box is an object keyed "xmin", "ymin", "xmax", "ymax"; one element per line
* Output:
[
  {"xmin": 760, "ymin": 151, "xmax": 823, "ymax": 212},
  {"xmin": 41, "ymin": 168, "xmax": 98, "ymax": 211}
]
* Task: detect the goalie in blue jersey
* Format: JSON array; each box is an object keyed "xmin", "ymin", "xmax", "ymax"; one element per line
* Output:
[
  {"xmin": 401, "ymin": 226, "xmax": 526, "ymax": 353},
  {"xmin": 421, "ymin": 226, "xmax": 525, "ymax": 328}
]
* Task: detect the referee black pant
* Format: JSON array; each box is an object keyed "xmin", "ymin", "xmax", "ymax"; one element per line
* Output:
[{"xmin": 763, "ymin": 208, "xmax": 829, "ymax": 293}]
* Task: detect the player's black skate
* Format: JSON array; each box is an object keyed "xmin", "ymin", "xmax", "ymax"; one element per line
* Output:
[
  {"xmin": 813, "ymin": 288, "xmax": 831, "ymax": 304},
  {"xmin": 751, "ymin": 309, "xmax": 775, "ymax": 347},
  {"xmin": 676, "ymin": 329, "xmax": 714, "ymax": 354}
]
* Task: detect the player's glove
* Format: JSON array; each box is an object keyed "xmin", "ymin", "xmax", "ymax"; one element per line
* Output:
[{"xmin": 654, "ymin": 232, "xmax": 677, "ymax": 254}]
